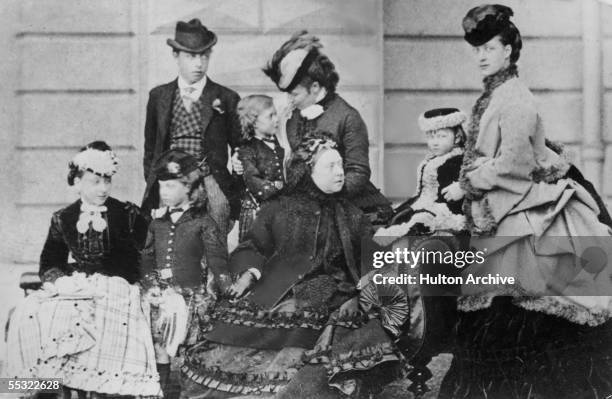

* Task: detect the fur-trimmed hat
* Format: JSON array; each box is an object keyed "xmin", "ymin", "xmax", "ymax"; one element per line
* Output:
[
  {"xmin": 418, "ymin": 108, "xmax": 466, "ymax": 132},
  {"xmin": 462, "ymin": 4, "xmax": 514, "ymax": 46},
  {"xmin": 263, "ymin": 30, "xmax": 323, "ymax": 92},
  {"xmin": 153, "ymin": 149, "xmax": 201, "ymax": 181}
]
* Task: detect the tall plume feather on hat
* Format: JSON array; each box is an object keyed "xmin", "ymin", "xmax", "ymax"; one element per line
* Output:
[{"xmin": 263, "ymin": 30, "xmax": 323, "ymax": 91}]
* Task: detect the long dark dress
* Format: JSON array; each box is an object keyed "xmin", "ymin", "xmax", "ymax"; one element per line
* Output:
[{"xmin": 180, "ymin": 179, "xmax": 403, "ymax": 398}]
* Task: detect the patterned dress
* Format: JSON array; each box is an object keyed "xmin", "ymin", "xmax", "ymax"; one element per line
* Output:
[{"xmin": 6, "ymin": 197, "xmax": 162, "ymax": 397}]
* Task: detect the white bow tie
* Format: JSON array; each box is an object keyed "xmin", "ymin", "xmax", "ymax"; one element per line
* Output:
[
  {"xmin": 78, "ymin": 202, "xmax": 108, "ymax": 233},
  {"xmin": 80, "ymin": 202, "xmax": 107, "ymax": 213}
]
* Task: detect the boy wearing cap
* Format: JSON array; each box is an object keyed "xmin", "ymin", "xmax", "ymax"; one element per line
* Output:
[
  {"xmin": 140, "ymin": 149, "xmax": 230, "ymax": 398},
  {"xmin": 142, "ymin": 18, "xmax": 242, "ymax": 238}
]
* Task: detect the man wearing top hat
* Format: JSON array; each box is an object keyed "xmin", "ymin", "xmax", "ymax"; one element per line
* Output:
[{"xmin": 142, "ymin": 19, "xmax": 241, "ymax": 238}]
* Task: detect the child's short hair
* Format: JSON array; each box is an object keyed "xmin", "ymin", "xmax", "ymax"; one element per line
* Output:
[
  {"xmin": 180, "ymin": 171, "xmax": 207, "ymax": 210},
  {"xmin": 236, "ymin": 95, "xmax": 274, "ymax": 140},
  {"xmin": 419, "ymin": 108, "xmax": 467, "ymax": 148}
]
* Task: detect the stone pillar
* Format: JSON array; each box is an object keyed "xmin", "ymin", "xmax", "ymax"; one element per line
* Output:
[{"xmin": 582, "ymin": 0, "xmax": 604, "ymax": 191}]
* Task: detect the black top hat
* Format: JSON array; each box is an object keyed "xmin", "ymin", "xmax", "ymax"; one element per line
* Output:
[
  {"xmin": 462, "ymin": 4, "xmax": 514, "ymax": 46},
  {"xmin": 167, "ymin": 18, "xmax": 217, "ymax": 53},
  {"xmin": 154, "ymin": 149, "xmax": 200, "ymax": 181}
]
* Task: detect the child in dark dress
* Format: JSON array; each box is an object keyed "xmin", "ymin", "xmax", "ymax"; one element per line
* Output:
[{"xmin": 236, "ymin": 95, "xmax": 285, "ymax": 241}]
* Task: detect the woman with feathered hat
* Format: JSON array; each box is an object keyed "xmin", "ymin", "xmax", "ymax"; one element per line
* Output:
[
  {"xmin": 232, "ymin": 31, "xmax": 392, "ymax": 225},
  {"xmin": 438, "ymin": 5, "xmax": 612, "ymax": 398},
  {"xmin": 6, "ymin": 141, "xmax": 161, "ymax": 398}
]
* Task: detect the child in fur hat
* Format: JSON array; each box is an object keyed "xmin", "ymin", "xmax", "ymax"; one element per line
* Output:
[
  {"xmin": 140, "ymin": 149, "xmax": 231, "ymax": 398},
  {"xmin": 375, "ymin": 108, "xmax": 467, "ymax": 245}
]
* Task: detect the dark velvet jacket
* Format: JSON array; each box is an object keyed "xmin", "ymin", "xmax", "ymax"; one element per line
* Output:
[
  {"xmin": 140, "ymin": 206, "xmax": 228, "ymax": 289},
  {"xmin": 238, "ymin": 137, "xmax": 285, "ymax": 204},
  {"xmin": 39, "ymin": 197, "xmax": 148, "ymax": 284},
  {"xmin": 142, "ymin": 78, "xmax": 242, "ymax": 218},
  {"xmin": 285, "ymin": 93, "xmax": 391, "ymax": 216}
]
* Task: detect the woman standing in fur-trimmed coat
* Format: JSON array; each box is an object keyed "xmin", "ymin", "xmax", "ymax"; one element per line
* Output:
[{"xmin": 438, "ymin": 5, "xmax": 612, "ymax": 399}]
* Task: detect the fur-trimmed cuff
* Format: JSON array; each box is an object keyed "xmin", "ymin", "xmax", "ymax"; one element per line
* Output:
[
  {"xmin": 530, "ymin": 140, "xmax": 572, "ymax": 183},
  {"xmin": 463, "ymin": 196, "xmax": 498, "ymax": 236},
  {"xmin": 459, "ymin": 176, "xmax": 485, "ymax": 200},
  {"xmin": 515, "ymin": 297, "xmax": 611, "ymax": 327}
]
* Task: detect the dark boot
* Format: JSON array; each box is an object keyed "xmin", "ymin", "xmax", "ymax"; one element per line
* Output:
[{"xmin": 157, "ymin": 363, "xmax": 171, "ymax": 397}]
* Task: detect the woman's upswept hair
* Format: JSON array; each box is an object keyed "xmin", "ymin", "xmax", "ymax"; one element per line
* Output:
[
  {"xmin": 236, "ymin": 95, "xmax": 274, "ymax": 140},
  {"xmin": 298, "ymin": 52, "xmax": 339, "ymax": 92},
  {"xmin": 498, "ymin": 20, "xmax": 522, "ymax": 64}
]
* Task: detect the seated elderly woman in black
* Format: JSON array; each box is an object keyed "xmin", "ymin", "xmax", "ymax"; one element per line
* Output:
[{"xmin": 180, "ymin": 134, "xmax": 403, "ymax": 399}]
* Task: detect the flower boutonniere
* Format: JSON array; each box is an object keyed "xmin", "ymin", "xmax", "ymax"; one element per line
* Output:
[
  {"xmin": 212, "ymin": 98, "xmax": 225, "ymax": 114},
  {"xmin": 300, "ymin": 104, "xmax": 324, "ymax": 120}
]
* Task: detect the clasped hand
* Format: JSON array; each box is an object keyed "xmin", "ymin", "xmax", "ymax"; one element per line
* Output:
[
  {"xmin": 231, "ymin": 151, "xmax": 244, "ymax": 175},
  {"xmin": 441, "ymin": 181, "xmax": 465, "ymax": 202},
  {"xmin": 226, "ymin": 271, "xmax": 256, "ymax": 299}
]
